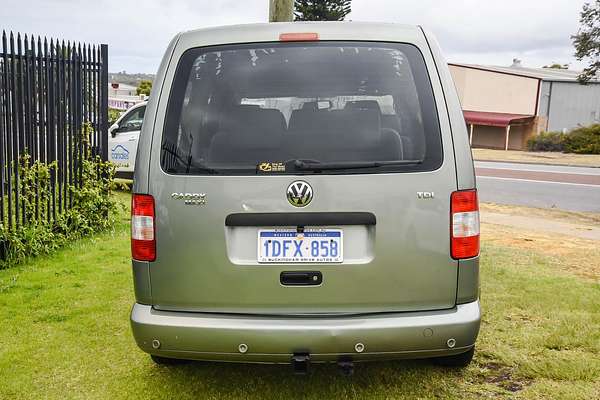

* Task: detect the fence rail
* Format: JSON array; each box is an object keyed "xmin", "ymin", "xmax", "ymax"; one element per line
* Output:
[{"xmin": 0, "ymin": 31, "xmax": 108, "ymax": 232}]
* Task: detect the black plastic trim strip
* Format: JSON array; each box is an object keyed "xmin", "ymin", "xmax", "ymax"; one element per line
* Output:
[{"xmin": 225, "ymin": 212, "xmax": 376, "ymax": 227}]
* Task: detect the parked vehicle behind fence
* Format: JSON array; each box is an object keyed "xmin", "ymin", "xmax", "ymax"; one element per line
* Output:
[
  {"xmin": 108, "ymin": 101, "xmax": 147, "ymax": 179},
  {"xmin": 129, "ymin": 22, "xmax": 480, "ymax": 373}
]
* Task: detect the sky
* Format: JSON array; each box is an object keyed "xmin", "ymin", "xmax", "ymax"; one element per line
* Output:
[{"xmin": 0, "ymin": 0, "xmax": 590, "ymax": 74}]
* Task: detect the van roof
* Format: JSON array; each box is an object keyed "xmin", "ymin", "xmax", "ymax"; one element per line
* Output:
[{"xmin": 175, "ymin": 22, "xmax": 427, "ymax": 49}]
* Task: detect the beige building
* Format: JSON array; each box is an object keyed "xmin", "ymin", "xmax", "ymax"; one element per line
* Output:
[
  {"xmin": 450, "ymin": 62, "xmax": 600, "ymax": 150},
  {"xmin": 449, "ymin": 63, "xmax": 541, "ymax": 150}
]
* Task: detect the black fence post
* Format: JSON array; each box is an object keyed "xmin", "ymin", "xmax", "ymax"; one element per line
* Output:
[
  {"xmin": 0, "ymin": 30, "xmax": 108, "ymax": 255},
  {"xmin": 0, "ymin": 31, "xmax": 7, "ymax": 227},
  {"xmin": 100, "ymin": 44, "xmax": 108, "ymax": 162}
]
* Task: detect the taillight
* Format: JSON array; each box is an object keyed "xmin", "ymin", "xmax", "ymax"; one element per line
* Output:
[
  {"xmin": 132, "ymin": 194, "xmax": 155, "ymax": 261},
  {"xmin": 451, "ymin": 190, "xmax": 479, "ymax": 259},
  {"xmin": 279, "ymin": 32, "xmax": 319, "ymax": 42}
]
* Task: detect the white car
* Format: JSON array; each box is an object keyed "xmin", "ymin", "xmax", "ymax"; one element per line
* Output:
[{"xmin": 108, "ymin": 101, "xmax": 147, "ymax": 178}]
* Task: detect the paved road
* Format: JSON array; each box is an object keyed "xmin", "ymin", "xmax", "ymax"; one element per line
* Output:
[{"xmin": 474, "ymin": 161, "xmax": 600, "ymax": 213}]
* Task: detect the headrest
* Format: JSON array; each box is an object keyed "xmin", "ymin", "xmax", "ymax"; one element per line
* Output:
[
  {"xmin": 344, "ymin": 100, "xmax": 381, "ymax": 113},
  {"xmin": 215, "ymin": 106, "xmax": 285, "ymax": 149},
  {"xmin": 238, "ymin": 104, "xmax": 261, "ymax": 111},
  {"xmin": 301, "ymin": 102, "xmax": 318, "ymax": 111},
  {"xmin": 180, "ymin": 102, "xmax": 221, "ymax": 140},
  {"xmin": 288, "ymin": 108, "xmax": 382, "ymax": 148},
  {"xmin": 289, "ymin": 109, "xmax": 337, "ymax": 134},
  {"xmin": 336, "ymin": 108, "xmax": 382, "ymax": 148}
]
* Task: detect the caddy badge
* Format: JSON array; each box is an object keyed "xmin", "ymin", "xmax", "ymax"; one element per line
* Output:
[{"xmin": 171, "ymin": 192, "xmax": 206, "ymax": 206}]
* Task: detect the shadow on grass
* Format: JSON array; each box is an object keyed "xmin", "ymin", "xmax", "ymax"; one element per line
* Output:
[{"xmin": 139, "ymin": 358, "xmax": 467, "ymax": 398}]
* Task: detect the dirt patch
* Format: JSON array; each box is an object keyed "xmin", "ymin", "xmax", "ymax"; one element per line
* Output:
[
  {"xmin": 481, "ymin": 203, "xmax": 600, "ymax": 226},
  {"xmin": 482, "ymin": 212, "xmax": 600, "ymax": 241},
  {"xmin": 480, "ymin": 362, "xmax": 532, "ymax": 393},
  {"xmin": 482, "ymin": 223, "xmax": 600, "ymax": 281}
]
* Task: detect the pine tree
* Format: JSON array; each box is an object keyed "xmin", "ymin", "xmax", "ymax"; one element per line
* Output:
[{"xmin": 294, "ymin": 0, "xmax": 352, "ymax": 21}]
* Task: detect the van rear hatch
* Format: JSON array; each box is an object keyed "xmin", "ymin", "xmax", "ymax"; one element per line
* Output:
[{"xmin": 146, "ymin": 40, "xmax": 459, "ymax": 314}]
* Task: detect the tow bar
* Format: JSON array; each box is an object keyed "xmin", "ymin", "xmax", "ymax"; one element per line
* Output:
[
  {"xmin": 291, "ymin": 353, "xmax": 310, "ymax": 375},
  {"xmin": 337, "ymin": 359, "xmax": 355, "ymax": 376},
  {"xmin": 291, "ymin": 353, "xmax": 355, "ymax": 376}
]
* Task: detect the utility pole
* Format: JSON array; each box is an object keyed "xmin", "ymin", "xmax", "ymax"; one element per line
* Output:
[{"xmin": 269, "ymin": 0, "xmax": 294, "ymax": 22}]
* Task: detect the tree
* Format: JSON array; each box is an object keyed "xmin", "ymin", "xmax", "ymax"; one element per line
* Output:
[
  {"xmin": 573, "ymin": 1, "xmax": 600, "ymax": 83},
  {"xmin": 294, "ymin": 0, "xmax": 352, "ymax": 21},
  {"xmin": 542, "ymin": 63, "xmax": 569, "ymax": 69},
  {"xmin": 136, "ymin": 80, "xmax": 152, "ymax": 96}
]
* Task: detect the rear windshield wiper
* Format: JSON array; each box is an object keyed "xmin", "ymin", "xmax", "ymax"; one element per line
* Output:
[
  {"xmin": 162, "ymin": 144, "xmax": 262, "ymax": 174},
  {"xmin": 161, "ymin": 144, "xmax": 219, "ymax": 174},
  {"xmin": 291, "ymin": 159, "xmax": 424, "ymax": 171}
]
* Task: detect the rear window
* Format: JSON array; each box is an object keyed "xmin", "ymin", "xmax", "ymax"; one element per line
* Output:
[{"xmin": 161, "ymin": 41, "xmax": 442, "ymax": 175}]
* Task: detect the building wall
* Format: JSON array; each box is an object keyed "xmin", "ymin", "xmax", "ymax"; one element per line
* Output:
[
  {"xmin": 538, "ymin": 81, "xmax": 551, "ymax": 121},
  {"xmin": 108, "ymin": 84, "xmax": 137, "ymax": 97},
  {"xmin": 541, "ymin": 81, "xmax": 600, "ymax": 132},
  {"xmin": 449, "ymin": 65, "xmax": 540, "ymax": 115},
  {"xmin": 471, "ymin": 125, "xmax": 528, "ymax": 150}
]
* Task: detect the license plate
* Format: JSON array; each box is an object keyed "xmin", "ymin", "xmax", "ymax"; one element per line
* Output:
[{"xmin": 257, "ymin": 229, "xmax": 343, "ymax": 263}]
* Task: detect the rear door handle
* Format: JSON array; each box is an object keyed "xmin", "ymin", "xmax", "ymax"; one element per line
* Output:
[{"xmin": 280, "ymin": 271, "xmax": 322, "ymax": 286}]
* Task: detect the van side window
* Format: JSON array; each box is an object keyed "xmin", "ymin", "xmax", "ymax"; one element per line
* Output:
[{"xmin": 161, "ymin": 42, "xmax": 442, "ymax": 175}]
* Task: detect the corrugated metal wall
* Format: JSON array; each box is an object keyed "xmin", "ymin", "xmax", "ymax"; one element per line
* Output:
[
  {"xmin": 538, "ymin": 81, "xmax": 551, "ymax": 123},
  {"xmin": 542, "ymin": 81, "xmax": 600, "ymax": 132}
]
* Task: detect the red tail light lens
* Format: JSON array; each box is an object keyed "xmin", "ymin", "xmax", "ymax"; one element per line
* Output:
[
  {"xmin": 451, "ymin": 190, "xmax": 479, "ymax": 259},
  {"xmin": 131, "ymin": 194, "xmax": 155, "ymax": 261}
]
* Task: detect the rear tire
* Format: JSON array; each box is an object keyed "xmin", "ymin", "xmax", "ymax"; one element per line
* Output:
[
  {"xmin": 433, "ymin": 346, "xmax": 475, "ymax": 368},
  {"xmin": 150, "ymin": 355, "xmax": 189, "ymax": 365}
]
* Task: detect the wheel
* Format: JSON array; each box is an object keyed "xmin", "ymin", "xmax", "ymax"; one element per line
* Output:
[
  {"xmin": 433, "ymin": 346, "xmax": 475, "ymax": 368},
  {"xmin": 150, "ymin": 354, "xmax": 189, "ymax": 365}
]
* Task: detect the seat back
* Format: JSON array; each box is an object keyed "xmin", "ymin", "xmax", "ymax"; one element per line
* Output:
[
  {"xmin": 207, "ymin": 106, "xmax": 286, "ymax": 165},
  {"xmin": 285, "ymin": 104, "xmax": 402, "ymax": 162}
]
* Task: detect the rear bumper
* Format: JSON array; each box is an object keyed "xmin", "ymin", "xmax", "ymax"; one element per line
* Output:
[{"xmin": 130, "ymin": 300, "xmax": 481, "ymax": 363}]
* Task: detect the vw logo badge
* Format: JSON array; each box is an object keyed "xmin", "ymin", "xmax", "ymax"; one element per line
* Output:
[{"xmin": 287, "ymin": 181, "xmax": 313, "ymax": 207}]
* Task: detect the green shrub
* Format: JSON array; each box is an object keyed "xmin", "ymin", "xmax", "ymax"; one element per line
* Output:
[
  {"xmin": 562, "ymin": 124, "xmax": 600, "ymax": 154},
  {"xmin": 527, "ymin": 131, "xmax": 565, "ymax": 152},
  {"xmin": 109, "ymin": 108, "xmax": 122, "ymax": 125},
  {"xmin": 0, "ymin": 126, "xmax": 117, "ymax": 268}
]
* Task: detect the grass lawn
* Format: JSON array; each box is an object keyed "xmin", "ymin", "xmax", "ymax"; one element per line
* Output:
[
  {"xmin": 472, "ymin": 148, "xmax": 600, "ymax": 167},
  {"xmin": 1, "ymin": 193, "xmax": 599, "ymax": 399}
]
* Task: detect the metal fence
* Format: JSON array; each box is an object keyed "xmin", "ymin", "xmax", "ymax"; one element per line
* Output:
[{"xmin": 0, "ymin": 31, "xmax": 108, "ymax": 231}]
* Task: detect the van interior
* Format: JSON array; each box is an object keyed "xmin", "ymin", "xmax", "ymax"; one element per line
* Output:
[{"xmin": 161, "ymin": 43, "xmax": 440, "ymax": 173}]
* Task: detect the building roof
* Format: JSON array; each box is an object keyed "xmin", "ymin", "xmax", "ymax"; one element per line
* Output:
[
  {"xmin": 463, "ymin": 111, "xmax": 534, "ymax": 127},
  {"xmin": 450, "ymin": 63, "xmax": 596, "ymax": 83},
  {"xmin": 109, "ymin": 82, "xmax": 137, "ymax": 90}
]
